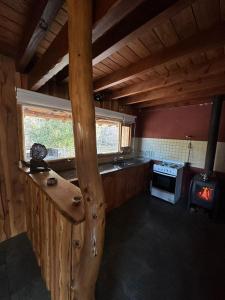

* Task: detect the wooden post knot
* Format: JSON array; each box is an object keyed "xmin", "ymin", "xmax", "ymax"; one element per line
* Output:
[
  {"xmin": 72, "ymin": 240, "xmax": 81, "ymax": 249},
  {"xmin": 70, "ymin": 280, "xmax": 76, "ymax": 291},
  {"xmin": 72, "ymin": 196, "xmax": 82, "ymax": 206},
  {"xmin": 92, "ymin": 214, "xmax": 97, "ymax": 219},
  {"xmin": 39, "ymin": 18, "xmax": 48, "ymax": 31}
]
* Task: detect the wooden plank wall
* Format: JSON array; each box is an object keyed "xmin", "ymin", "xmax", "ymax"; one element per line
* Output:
[
  {"xmin": 38, "ymin": 79, "xmax": 137, "ymax": 115},
  {"xmin": 23, "ymin": 172, "xmax": 85, "ymax": 300},
  {"xmin": 0, "ymin": 54, "xmax": 26, "ymax": 242}
]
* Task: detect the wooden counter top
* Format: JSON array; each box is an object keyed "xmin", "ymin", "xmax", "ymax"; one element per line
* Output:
[
  {"xmin": 20, "ymin": 167, "xmax": 85, "ymax": 224},
  {"xmin": 58, "ymin": 158, "xmax": 150, "ymax": 182}
]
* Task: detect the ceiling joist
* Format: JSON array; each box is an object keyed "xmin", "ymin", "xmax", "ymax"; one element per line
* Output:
[
  {"xmin": 17, "ymin": 0, "xmax": 63, "ymax": 72},
  {"xmin": 28, "ymin": 0, "xmax": 195, "ymax": 90},
  {"xmin": 94, "ymin": 23, "xmax": 225, "ymax": 91},
  {"xmin": 122, "ymin": 73, "xmax": 225, "ymax": 105},
  {"xmin": 92, "ymin": 0, "xmax": 189, "ymax": 65},
  {"xmin": 111, "ymin": 57, "xmax": 225, "ymax": 99},
  {"xmin": 141, "ymin": 98, "xmax": 212, "ymax": 111}
]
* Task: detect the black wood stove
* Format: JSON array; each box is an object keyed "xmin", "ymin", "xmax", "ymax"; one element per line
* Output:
[
  {"xmin": 188, "ymin": 96, "xmax": 223, "ymax": 217},
  {"xmin": 189, "ymin": 173, "xmax": 219, "ymax": 212}
]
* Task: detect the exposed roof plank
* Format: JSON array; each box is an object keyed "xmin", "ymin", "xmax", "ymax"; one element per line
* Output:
[
  {"xmin": 92, "ymin": 0, "xmax": 144, "ymax": 42},
  {"xmin": 139, "ymin": 97, "xmax": 212, "ymax": 110},
  {"xmin": 28, "ymin": 0, "xmax": 196, "ymax": 90},
  {"xmin": 135, "ymin": 96, "xmax": 212, "ymax": 108},
  {"xmin": 192, "ymin": 0, "xmax": 220, "ymax": 30},
  {"xmin": 0, "ymin": 40, "xmax": 16, "ymax": 58},
  {"xmin": 92, "ymin": 0, "xmax": 182, "ymax": 65},
  {"xmin": 28, "ymin": 23, "xmax": 69, "ymax": 90},
  {"xmin": 122, "ymin": 73, "xmax": 225, "ymax": 105},
  {"xmin": 17, "ymin": 0, "xmax": 63, "ymax": 72},
  {"xmin": 94, "ymin": 23, "xmax": 225, "ymax": 91},
  {"xmin": 171, "ymin": 6, "xmax": 197, "ymax": 40},
  {"xmin": 111, "ymin": 56, "xmax": 225, "ymax": 99}
]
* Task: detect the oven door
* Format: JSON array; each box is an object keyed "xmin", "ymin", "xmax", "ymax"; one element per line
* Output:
[{"xmin": 152, "ymin": 171, "xmax": 176, "ymax": 194}]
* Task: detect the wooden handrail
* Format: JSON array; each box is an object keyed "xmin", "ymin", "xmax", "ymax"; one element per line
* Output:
[
  {"xmin": 20, "ymin": 167, "xmax": 85, "ymax": 300},
  {"xmin": 67, "ymin": 0, "xmax": 106, "ymax": 299},
  {"xmin": 20, "ymin": 167, "xmax": 84, "ymax": 223}
]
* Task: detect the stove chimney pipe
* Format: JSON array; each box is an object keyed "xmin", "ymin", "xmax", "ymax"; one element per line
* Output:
[{"xmin": 204, "ymin": 95, "xmax": 223, "ymax": 175}]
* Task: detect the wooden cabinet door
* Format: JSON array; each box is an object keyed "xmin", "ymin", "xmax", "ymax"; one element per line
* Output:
[
  {"xmin": 102, "ymin": 173, "xmax": 115, "ymax": 212},
  {"xmin": 102, "ymin": 163, "xmax": 150, "ymax": 212}
]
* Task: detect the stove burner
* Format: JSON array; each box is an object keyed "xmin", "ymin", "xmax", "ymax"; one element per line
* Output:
[{"xmin": 157, "ymin": 161, "xmax": 183, "ymax": 169}]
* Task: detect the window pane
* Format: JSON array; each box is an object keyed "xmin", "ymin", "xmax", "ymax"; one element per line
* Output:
[
  {"xmin": 121, "ymin": 125, "xmax": 131, "ymax": 148},
  {"xmin": 23, "ymin": 107, "xmax": 75, "ymax": 160},
  {"xmin": 96, "ymin": 119, "xmax": 120, "ymax": 154}
]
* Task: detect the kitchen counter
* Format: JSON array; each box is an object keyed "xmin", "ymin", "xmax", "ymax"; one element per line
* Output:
[
  {"xmin": 56, "ymin": 157, "xmax": 150, "ymax": 212},
  {"xmin": 57, "ymin": 157, "xmax": 150, "ymax": 181}
]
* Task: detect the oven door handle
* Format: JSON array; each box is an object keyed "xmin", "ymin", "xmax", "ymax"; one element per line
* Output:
[{"xmin": 153, "ymin": 170, "xmax": 176, "ymax": 178}]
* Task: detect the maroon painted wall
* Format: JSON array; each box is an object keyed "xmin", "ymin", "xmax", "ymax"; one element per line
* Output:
[{"xmin": 136, "ymin": 103, "xmax": 225, "ymax": 142}]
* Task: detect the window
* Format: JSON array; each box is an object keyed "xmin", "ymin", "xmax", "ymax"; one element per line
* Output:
[
  {"xmin": 96, "ymin": 119, "xmax": 120, "ymax": 154},
  {"xmin": 121, "ymin": 125, "xmax": 131, "ymax": 148},
  {"xmin": 23, "ymin": 107, "xmax": 75, "ymax": 160},
  {"xmin": 22, "ymin": 106, "xmax": 133, "ymax": 160}
]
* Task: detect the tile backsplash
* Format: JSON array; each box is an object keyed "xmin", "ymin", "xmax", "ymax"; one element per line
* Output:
[{"xmin": 134, "ymin": 138, "xmax": 225, "ymax": 172}]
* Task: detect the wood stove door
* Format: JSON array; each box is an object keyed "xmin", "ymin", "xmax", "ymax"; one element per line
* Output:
[{"xmin": 152, "ymin": 172, "xmax": 176, "ymax": 194}]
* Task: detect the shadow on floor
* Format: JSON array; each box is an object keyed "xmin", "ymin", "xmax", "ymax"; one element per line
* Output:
[
  {"xmin": 96, "ymin": 193, "xmax": 225, "ymax": 300},
  {"xmin": 0, "ymin": 193, "xmax": 225, "ymax": 300},
  {"xmin": 0, "ymin": 233, "xmax": 50, "ymax": 300}
]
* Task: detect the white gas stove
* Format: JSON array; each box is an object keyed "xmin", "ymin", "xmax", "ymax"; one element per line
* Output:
[{"xmin": 151, "ymin": 160, "xmax": 184, "ymax": 204}]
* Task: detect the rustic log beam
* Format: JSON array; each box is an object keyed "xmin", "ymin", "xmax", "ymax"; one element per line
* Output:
[
  {"xmin": 141, "ymin": 98, "xmax": 212, "ymax": 111},
  {"xmin": 28, "ymin": 0, "xmax": 121, "ymax": 90},
  {"xmin": 94, "ymin": 23, "xmax": 225, "ymax": 91},
  {"xmin": 135, "ymin": 96, "xmax": 212, "ymax": 108},
  {"xmin": 17, "ymin": 0, "xmax": 63, "ymax": 72},
  {"xmin": 122, "ymin": 73, "xmax": 225, "ymax": 105},
  {"xmin": 0, "ymin": 55, "xmax": 25, "ymax": 241},
  {"xmin": 0, "ymin": 41, "xmax": 17, "ymax": 58},
  {"xmin": 92, "ymin": 0, "xmax": 145, "ymax": 43},
  {"xmin": 57, "ymin": 0, "xmax": 196, "ymax": 83},
  {"xmin": 17, "ymin": 0, "xmax": 47, "ymax": 70},
  {"xmin": 67, "ymin": 0, "xmax": 105, "ymax": 299},
  {"xmin": 29, "ymin": 0, "xmax": 195, "ymax": 90},
  {"xmin": 92, "ymin": 0, "xmax": 184, "ymax": 65},
  {"xmin": 111, "ymin": 57, "xmax": 225, "ymax": 99},
  {"xmin": 57, "ymin": 0, "xmax": 197, "ymax": 83},
  {"xmin": 28, "ymin": 23, "xmax": 69, "ymax": 90}
]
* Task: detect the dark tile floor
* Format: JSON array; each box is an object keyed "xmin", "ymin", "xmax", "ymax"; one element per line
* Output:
[
  {"xmin": 96, "ymin": 194, "xmax": 225, "ymax": 300},
  {"xmin": 0, "ymin": 233, "xmax": 50, "ymax": 300},
  {"xmin": 0, "ymin": 193, "xmax": 225, "ymax": 300}
]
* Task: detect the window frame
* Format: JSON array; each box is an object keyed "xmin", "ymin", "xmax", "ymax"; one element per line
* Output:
[
  {"xmin": 20, "ymin": 106, "xmax": 133, "ymax": 161},
  {"xmin": 121, "ymin": 124, "xmax": 132, "ymax": 149}
]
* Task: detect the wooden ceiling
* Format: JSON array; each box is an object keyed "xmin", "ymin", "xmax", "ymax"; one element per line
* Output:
[{"xmin": 1, "ymin": 0, "xmax": 225, "ymax": 111}]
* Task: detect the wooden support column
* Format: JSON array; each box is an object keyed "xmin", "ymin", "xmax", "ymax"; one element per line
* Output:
[
  {"xmin": 67, "ymin": 1, "xmax": 105, "ymax": 299},
  {"xmin": 0, "ymin": 55, "xmax": 25, "ymax": 241}
]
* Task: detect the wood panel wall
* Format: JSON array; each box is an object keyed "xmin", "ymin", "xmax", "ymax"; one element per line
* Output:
[
  {"xmin": 22, "ymin": 171, "xmax": 85, "ymax": 300},
  {"xmin": 0, "ymin": 54, "xmax": 26, "ymax": 242},
  {"xmin": 38, "ymin": 79, "xmax": 137, "ymax": 115}
]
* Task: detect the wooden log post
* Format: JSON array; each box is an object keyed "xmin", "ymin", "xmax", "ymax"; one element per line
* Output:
[
  {"xmin": 67, "ymin": 1, "xmax": 106, "ymax": 299},
  {"xmin": 0, "ymin": 54, "xmax": 25, "ymax": 241}
]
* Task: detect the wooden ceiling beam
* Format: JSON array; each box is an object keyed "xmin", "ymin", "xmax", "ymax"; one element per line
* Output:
[
  {"xmin": 135, "ymin": 95, "xmax": 212, "ymax": 108},
  {"xmin": 94, "ymin": 23, "xmax": 225, "ymax": 92},
  {"xmin": 92, "ymin": 0, "xmax": 145, "ymax": 43},
  {"xmin": 0, "ymin": 41, "xmax": 17, "ymax": 58},
  {"xmin": 28, "ymin": 0, "xmax": 124, "ymax": 90},
  {"xmin": 28, "ymin": 23, "xmax": 69, "ymax": 91},
  {"xmin": 17, "ymin": 0, "xmax": 63, "ymax": 72},
  {"xmin": 111, "ymin": 57, "xmax": 225, "ymax": 99},
  {"xmin": 141, "ymin": 98, "xmax": 212, "ymax": 111},
  {"xmin": 58, "ymin": 0, "xmax": 196, "ymax": 83},
  {"xmin": 122, "ymin": 73, "xmax": 225, "ymax": 105},
  {"xmin": 29, "ymin": 0, "xmax": 195, "ymax": 90},
  {"xmin": 92, "ymin": 0, "xmax": 187, "ymax": 65}
]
